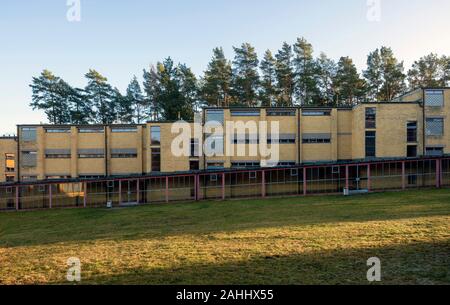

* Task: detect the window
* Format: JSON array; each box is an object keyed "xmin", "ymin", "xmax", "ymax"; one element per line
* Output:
[
  {"xmin": 230, "ymin": 110, "xmax": 260, "ymax": 117},
  {"xmin": 232, "ymin": 135, "xmax": 259, "ymax": 144},
  {"xmin": 407, "ymin": 146, "xmax": 417, "ymax": 158},
  {"xmin": 408, "ymin": 175, "xmax": 417, "ymax": 185},
  {"xmin": 231, "ymin": 161, "xmax": 260, "ymax": 168},
  {"xmin": 21, "ymin": 127, "xmax": 37, "ymax": 142},
  {"xmin": 190, "ymin": 160, "xmax": 199, "ymax": 171},
  {"xmin": 365, "ymin": 108, "xmax": 376, "ymax": 129},
  {"xmin": 407, "ymin": 122, "xmax": 417, "ymax": 142},
  {"xmin": 302, "ymin": 134, "xmax": 331, "ymax": 144},
  {"xmin": 151, "ymin": 126, "xmax": 161, "ymax": 145},
  {"xmin": 426, "ymin": 147, "xmax": 444, "ymax": 157},
  {"xmin": 205, "ymin": 110, "xmax": 224, "ymax": 124},
  {"xmin": 6, "ymin": 176, "xmax": 14, "ymax": 182},
  {"xmin": 332, "ymin": 166, "xmax": 340, "ymax": 174},
  {"xmin": 45, "ymin": 128, "xmax": 70, "ymax": 133},
  {"xmin": 21, "ymin": 176, "xmax": 37, "ymax": 181},
  {"xmin": 78, "ymin": 128, "xmax": 104, "ymax": 133},
  {"xmin": 205, "ymin": 135, "xmax": 224, "ymax": 155},
  {"xmin": 365, "ymin": 131, "xmax": 376, "ymax": 158},
  {"xmin": 210, "ymin": 174, "xmax": 218, "ymax": 182},
  {"xmin": 5, "ymin": 153, "xmax": 14, "ymax": 160},
  {"xmin": 425, "ymin": 90, "xmax": 444, "ymax": 107},
  {"xmin": 207, "ymin": 162, "xmax": 224, "ymax": 169},
  {"xmin": 426, "ymin": 118, "xmax": 444, "ymax": 136},
  {"xmin": 290, "ymin": 169, "xmax": 299, "ymax": 177},
  {"xmin": 21, "ymin": 151, "xmax": 37, "ymax": 167},
  {"xmin": 111, "ymin": 127, "xmax": 137, "ymax": 133},
  {"xmin": 151, "ymin": 148, "xmax": 161, "ymax": 172},
  {"xmin": 111, "ymin": 153, "xmax": 137, "ymax": 159},
  {"xmin": 45, "ymin": 154, "xmax": 71, "ymax": 159},
  {"xmin": 302, "ymin": 110, "xmax": 331, "ymax": 116},
  {"xmin": 79, "ymin": 154, "xmax": 104, "ymax": 159},
  {"xmin": 265, "ymin": 161, "xmax": 296, "ymax": 167},
  {"xmin": 190, "ymin": 139, "xmax": 199, "ymax": 157},
  {"xmin": 249, "ymin": 172, "xmax": 257, "ymax": 179},
  {"xmin": 267, "ymin": 109, "xmax": 296, "ymax": 116},
  {"xmin": 268, "ymin": 134, "xmax": 296, "ymax": 144}
]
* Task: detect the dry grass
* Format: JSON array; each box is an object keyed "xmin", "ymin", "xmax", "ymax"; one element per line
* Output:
[{"xmin": 0, "ymin": 189, "xmax": 449, "ymax": 285}]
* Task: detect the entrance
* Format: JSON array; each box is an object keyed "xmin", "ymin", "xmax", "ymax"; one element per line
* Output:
[{"xmin": 120, "ymin": 180, "xmax": 138, "ymax": 204}]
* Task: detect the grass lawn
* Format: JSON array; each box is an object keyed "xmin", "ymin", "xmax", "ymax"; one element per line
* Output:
[{"xmin": 0, "ymin": 189, "xmax": 449, "ymax": 285}]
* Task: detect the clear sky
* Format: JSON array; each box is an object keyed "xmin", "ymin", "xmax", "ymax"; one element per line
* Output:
[{"xmin": 1, "ymin": 0, "xmax": 449, "ymax": 134}]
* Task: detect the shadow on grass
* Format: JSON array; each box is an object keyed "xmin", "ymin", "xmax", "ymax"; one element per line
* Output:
[
  {"xmin": 1, "ymin": 189, "xmax": 450, "ymax": 248},
  {"xmin": 56, "ymin": 240, "xmax": 450, "ymax": 285}
]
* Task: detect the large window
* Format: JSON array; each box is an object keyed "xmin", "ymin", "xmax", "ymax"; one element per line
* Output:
[
  {"xmin": 190, "ymin": 139, "xmax": 199, "ymax": 157},
  {"xmin": 425, "ymin": 90, "xmax": 444, "ymax": 107},
  {"xmin": 78, "ymin": 127, "xmax": 104, "ymax": 133},
  {"xmin": 365, "ymin": 108, "xmax": 376, "ymax": 129},
  {"xmin": 230, "ymin": 109, "xmax": 260, "ymax": 117},
  {"xmin": 151, "ymin": 126, "xmax": 161, "ymax": 145},
  {"xmin": 231, "ymin": 161, "xmax": 260, "ymax": 168},
  {"xmin": 21, "ymin": 127, "xmax": 36, "ymax": 142},
  {"xmin": 205, "ymin": 110, "xmax": 224, "ymax": 124},
  {"xmin": 45, "ymin": 128, "xmax": 70, "ymax": 133},
  {"xmin": 426, "ymin": 118, "xmax": 444, "ymax": 136},
  {"xmin": 407, "ymin": 145, "xmax": 417, "ymax": 158},
  {"xmin": 302, "ymin": 110, "xmax": 331, "ymax": 116},
  {"xmin": 407, "ymin": 122, "xmax": 417, "ymax": 142},
  {"xmin": 111, "ymin": 127, "xmax": 137, "ymax": 133},
  {"xmin": 267, "ymin": 109, "xmax": 296, "ymax": 116},
  {"xmin": 426, "ymin": 147, "xmax": 444, "ymax": 157},
  {"xmin": 365, "ymin": 131, "xmax": 376, "ymax": 158},
  {"xmin": 151, "ymin": 148, "xmax": 161, "ymax": 172},
  {"xmin": 302, "ymin": 134, "xmax": 331, "ymax": 144},
  {"xmin": 111, "ymin": 149, "xmax": 137, "ymax": 159}
]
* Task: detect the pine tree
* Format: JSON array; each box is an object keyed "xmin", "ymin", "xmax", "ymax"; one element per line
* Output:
[
  {"xmin": 274, "ymin": 42, "xmax": 295, "ymax": 106},
  {"xmin": 200, "ymin": 48, "xmax": 232, "ymax": 107},
  {"xmin": 293, "ymin": 37, "xmax": 320, "ymax": 105},
  {"xmin": 29, "ymin": 70, "xmax": 71, "ymax": 124},
  {"xmin": 316, "ymin": 53, "xmax": 337, "ymax": 106},
  {"xmin": 84, "ymin": 69, "xmax": 116, "ymax": 124},
  {"xmin": 65, "ymin": 85, "xmax": 91, "ymax": 124},
  {"xmin": 259, "ymin": 50, "xmax": 278, "ymax": 107},
  {"xmin": 334, "ymin": 57, "xmax": 367, "ymax": 106},
  {"xmin": 114, "ymin": 88, "xmax": 133, "ymax": 123},
  {"xmin": 143, "ymin": 65, "xmax": 161, "ymax": 121},
  {"xmin": 126, "ymin": 76, "xmax": 146, "ymax": 123},
  {"xmin": 176, "ymin": 64, "xmax": 199, "ymax": 115},
  {"xmin": 363, "ymin": 49, "xmax": 383, "ymax": 100},
  {"xmin": 363, "ymin": 47, "xmax": 405, "ymax": 101},
  {"xmin": 146, "ymin": 58, "xmax": 197, "ymax": 121},
  {"xmin": 231, "ymin": 43, "xmax": 260, "ymax": 106},
  {"xmin": 407, "ymin": 53, "xmax": 450, "ymax": 89}
]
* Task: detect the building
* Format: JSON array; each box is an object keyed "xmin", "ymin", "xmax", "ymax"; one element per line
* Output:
[
  {"xmin": 0, "ymin": 137, "xmax": 17, "ymax": 183},
  {"xmin": 0, "ymin": 87, "xmax": 449, "ymax": 183}
]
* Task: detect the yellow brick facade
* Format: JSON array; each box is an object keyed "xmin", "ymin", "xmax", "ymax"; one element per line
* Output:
[{"xmin": 0, "ymin": 88, "xmax": 448, "ymax": 183}]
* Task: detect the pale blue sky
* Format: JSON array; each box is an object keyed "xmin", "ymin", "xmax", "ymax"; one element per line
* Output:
[{"xmin": 1, "ymin": 0, "xmax": 449, "ymax": 134}]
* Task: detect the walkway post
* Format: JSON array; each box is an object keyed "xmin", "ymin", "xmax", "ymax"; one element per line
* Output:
[
  {"xmin": 262, "ymin": 170, "xmax": 266, "ymax": 198},
  {"xmin": 367, "ymin": 164, "xmax": 371, "ymax": 192},
  {"xmin": 402, "ymin": 161, "xmax": 406, "ymax": 190},
  {"xmin": 118, "ymin": 180, "xmax": 122, "ymax": 205},
  {"xmin": 15, "ymin": 186, "xmax": 19, "ymax": 211},
  {"xmin": 165, "ymin": 176, "xmax": 169, "ymax": 203},
  {"xmin": 303, "ymin": 168, "xmax": 307, "ymax": 196},
  {"xmin": 83, "ymin": 182, "xmax": 87, "ymax": 208},
  {"xmin": 136, "ymin": 179, "xmax": 140, "ymax": 204},
  {"xmin": 222, "ymin": 173, "xmax": 226, "ymax": 200},
  {"xmin": 436, "ymin": 159, "xmax": 440, "ymax": 188},
  {"xmin": 49, "ymin": 184, "xmax": 52, "ymax": 209},
  {"xmin": 345, "ymin": 165, "xmax": 349, "ymax": 191}
]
